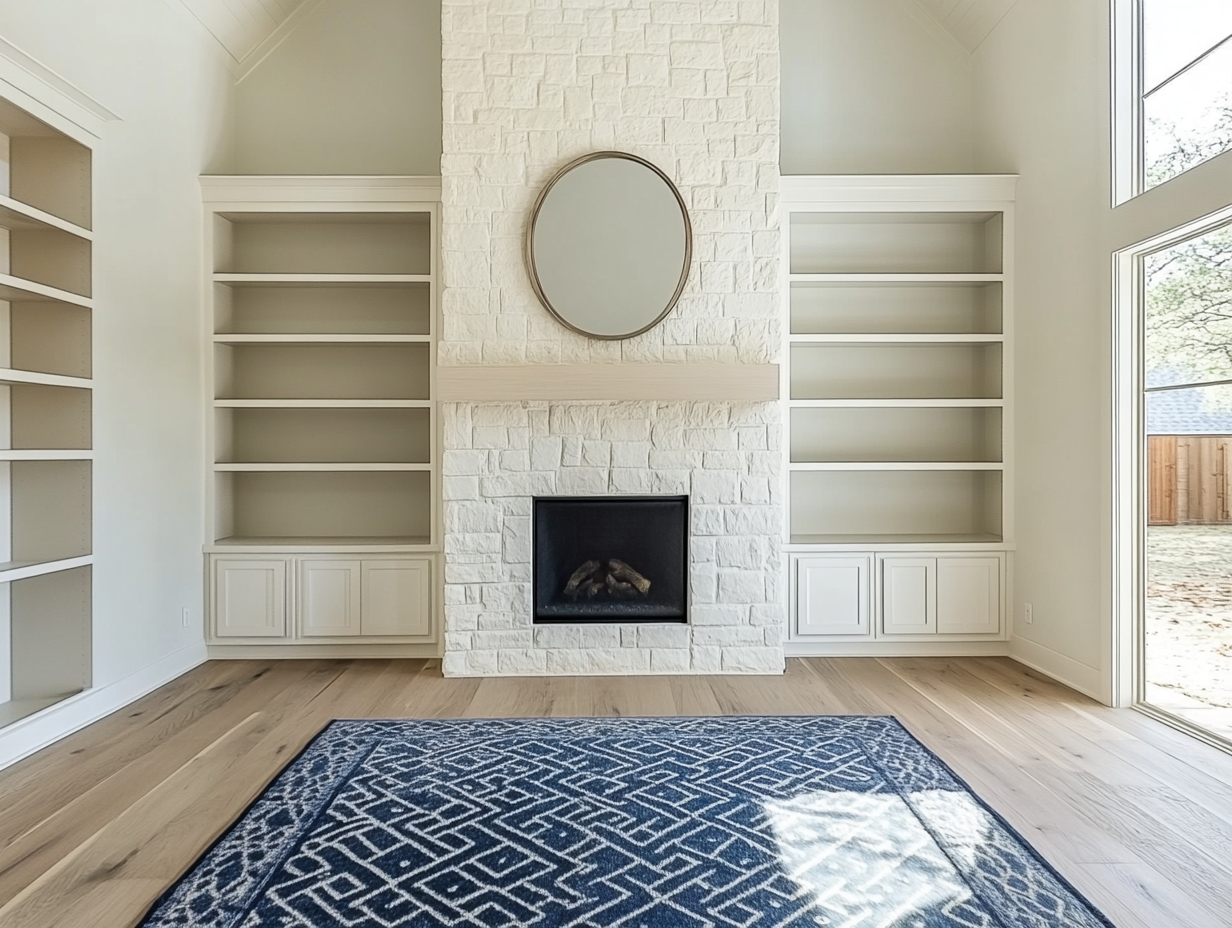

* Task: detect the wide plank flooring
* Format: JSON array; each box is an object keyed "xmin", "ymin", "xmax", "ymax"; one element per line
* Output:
[{"xmin": 1, "ymin": 657, "xmax": 1231, "ymax": 927}]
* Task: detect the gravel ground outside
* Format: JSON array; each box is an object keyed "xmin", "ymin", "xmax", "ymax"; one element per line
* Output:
[{"xmin": 1146, "ymin": 524, "xmax": 1232, "ymax": 712}]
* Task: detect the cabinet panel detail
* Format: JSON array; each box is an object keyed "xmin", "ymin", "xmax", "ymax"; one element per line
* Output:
[
  {"xmin": 214, "ymin": 559, "xmax": 287, "ymax": 638},
  {"xmin": 936, "ymin": 557, "xmax": 1001, "ymax": 634},
  {"xmin": 881, "ymin": 558, "xmax": 936, "ymax": 635},
  {"xmin": 362, "ymin": 559, "xmax": 431, "ymax": 637},
  {"xmin": 300, "ymin": 560, "xmax": 361, "ymax": 637},
  {"xmin": 795, "ymin": 556, "xmax": 869, "ymax": 637}
]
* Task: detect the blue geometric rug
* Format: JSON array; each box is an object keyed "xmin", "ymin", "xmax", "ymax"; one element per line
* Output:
[{"xmin": 139, "ymin": 717, "xmax": 1116, "ymax": 927}]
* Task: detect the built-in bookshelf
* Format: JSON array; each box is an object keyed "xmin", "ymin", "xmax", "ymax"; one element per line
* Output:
[
  {"xmin": 0, "ymin": 97, "xmax": 93, "ymax": 726},
  {"xmin": 782, "ymin": 176, "xmax": 1015, "ymax": 650},
  {"xmin": 783, "ymin": 182, "xmax": 1014, "ymax": 546},
  {"xmin": 201, "ymin": 178, "xmax": 439, "ymax": 651}
]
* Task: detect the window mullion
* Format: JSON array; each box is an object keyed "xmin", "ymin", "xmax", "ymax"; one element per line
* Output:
[{"xmin": 1142, "ymin": 30, "xmax": 1232, "ymax": 99}]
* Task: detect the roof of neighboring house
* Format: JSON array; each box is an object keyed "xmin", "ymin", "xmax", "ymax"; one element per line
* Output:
[{"xmin": 1147, "ymin": 385, "xmax": 1232, "ymax": 434}]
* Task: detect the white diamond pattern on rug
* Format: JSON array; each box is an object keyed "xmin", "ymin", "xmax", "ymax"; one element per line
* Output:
[{"xmin": 139, "ymin": 718, "xmax": 1116, "ymax": 928}]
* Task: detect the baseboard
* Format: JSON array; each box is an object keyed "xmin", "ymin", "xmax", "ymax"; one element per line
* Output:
[
  {"xmin": 784, "ymin": 640, "xmax": 1009, "ymax": 658},
  {"xmin": 0, "ymin": 643, "xmax": 208, "ymax": 771},
  {"xmin": 207, "ymin": 643, "xmax": 443, "ymax": 660},
  {"xmin": 1007, "ymin": 636, "xmax": 1105, "ymax": 702}
]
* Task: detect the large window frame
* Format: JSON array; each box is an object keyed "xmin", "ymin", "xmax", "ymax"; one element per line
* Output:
[
  {"xmin": 1113, "ymin": 203, "xmax": 1232, "ymax": 745},
  {"xmin": 1112, "ymin": 0, "xmax": 1232, "ymax": 205}
]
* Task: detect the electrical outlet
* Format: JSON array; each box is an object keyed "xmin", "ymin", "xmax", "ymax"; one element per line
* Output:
[
  {"xmin": 1023, "ymin": 603, "xmax": 1033, "ymax": 625},
  {"xmin": 182, "ymin": 607, "xmax": 191, "ymax": 628}
]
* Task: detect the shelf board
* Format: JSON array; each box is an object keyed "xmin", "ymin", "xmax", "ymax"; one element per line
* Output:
[
  {"xmin": 788, "ymin": 533, "xmax": 1005, "ymax": 546},
  {"xmin": 789, "ymin": 334, "xmax": 1003, "ymax": 344},
  {"xmin": 0, "ymin": 693, "xmax": 83, "ymax": 728},
  {"xmin": 0, "ymin": 368, "xmax": 92, "ymax": 390},
  {"xmin": 213, "ymin": 274, "xmax": 430, "ymax": 286},
  {"xmin": 0, "ymin": 194, "xmax": 93, "ymax": 240},
  {"xmin": 0, "ymin": 449, "xmax": 93, "ymax": 461},
  {"xmin": 789, "ymin": 462, "xmax": 1003, "ymax": 471},
  {"xmin": 213, "ymin": 334, "xmax": 431, "ymax": 344},
  {"xmin": 0, "ymin": 273, "xmax": 92, "ymax": 308},
  {"xmin": 214, "ymin": 462, "xmax": 430, "ymax": 472},
  {"xmin": 0, "ymin": 555, "xmax": 93, "ymax": 584},
  {"xmin": 789, "ymin": 273, "xmax": 1004, "ymax": 284},
  {"xmin": 789, "ymin": 398, "xmax": 1003, "ymax": 408},
  {"xmin": 214, "ymin": 399, "xmax": 431, "ymax": 408},
  {"xmin": 211, "ymin": 536, "xmax": 433, "ymax": 552}
]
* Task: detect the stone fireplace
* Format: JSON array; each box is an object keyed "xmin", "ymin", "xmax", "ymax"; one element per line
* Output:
[{"xmin": 438, "ymin": 0, "xmax": 783, "ymax": 676}]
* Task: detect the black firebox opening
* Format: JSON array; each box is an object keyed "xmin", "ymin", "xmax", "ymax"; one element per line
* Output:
[{"xmin": 533, "ymin": 495, "xmax": 688, "ymax": 623}]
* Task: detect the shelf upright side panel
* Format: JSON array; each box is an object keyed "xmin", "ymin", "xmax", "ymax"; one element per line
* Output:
[
  {"xmin": 10, "ymin": 300, "xmax": 91, "ymax": 378},
  {"xmin": 0, "ymin": 582, "xmax": 10, "ymax": 705},
  {"xmin": 9, "ymin": 136, "xmax": 92, "ymax": 230},
  {"xmin": 10, "ymin": 565, "xmax": 92, "ymax": 702},
  {"xmin": 11, "ymin": 459, "xmax": 92, "ymax": 562}
]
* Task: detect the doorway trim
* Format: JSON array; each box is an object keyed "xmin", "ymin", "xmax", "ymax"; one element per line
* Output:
[{"xmin": 1112, "ymin": 203, "xmax": 1232, "ymax": 746}]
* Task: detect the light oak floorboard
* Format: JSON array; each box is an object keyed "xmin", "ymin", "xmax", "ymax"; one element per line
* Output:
[{"xmin": 0, "ymin": 657, "xmax": 1229, "ymax": 928}]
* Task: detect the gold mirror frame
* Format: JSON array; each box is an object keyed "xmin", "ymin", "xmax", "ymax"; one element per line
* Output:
[{"xmin": 524, "ymin": 151, "xmax": 693, "ymax": 341}]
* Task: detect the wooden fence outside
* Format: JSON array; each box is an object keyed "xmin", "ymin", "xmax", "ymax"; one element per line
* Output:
[{"xmin": 1148, "ymin": 435, "xmax": 1232, "ymax": 525}]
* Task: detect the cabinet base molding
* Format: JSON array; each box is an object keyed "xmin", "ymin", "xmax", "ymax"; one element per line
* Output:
[
  {"xmin": 784, "ymin": 640, "xmax": 1009, "ymax": 658},
  {"xmin": 207, "ymin": 643, "xmax": 443, "ymax": 660}
]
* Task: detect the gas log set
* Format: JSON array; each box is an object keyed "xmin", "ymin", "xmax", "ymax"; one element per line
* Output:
[{"xmin": 562, "ymin": 559, "xmax": 652, "ymax": 601}]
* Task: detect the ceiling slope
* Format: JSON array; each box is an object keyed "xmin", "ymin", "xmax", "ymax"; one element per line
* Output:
[
  {"xmin": 909, "ymin": 0, "xmax": 1019, "ymax": 53},
  {"xmin": 174, "ymin": 0, "xmax": 321, "ymax": 73}
]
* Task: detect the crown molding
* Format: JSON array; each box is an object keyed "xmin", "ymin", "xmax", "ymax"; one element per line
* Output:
[{"xmin": 0, "ymin": 36, "xmax": 119, "ymax": 141}]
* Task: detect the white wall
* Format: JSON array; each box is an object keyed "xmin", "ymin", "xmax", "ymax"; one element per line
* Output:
[
  {"xmin": 0, "ymin": 0, "xmax": 233, "ymax": 763},
  {"xmin": 780, "ymin": 0, "xmax": 974, "ymax": 174},
  {"xmin": 230, "ymin": 0, "xmax": 441, "ymax": 175},
  {"xmin": 973, "ymin": 0, "xmax": 1232, "ymax": 699}
]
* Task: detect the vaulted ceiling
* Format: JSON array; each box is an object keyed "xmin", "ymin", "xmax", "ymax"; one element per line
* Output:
[
  {"xmin": 173, "ymin": 0, "xmax": 319, "ymax": 70},
  {"xmin": 908, "ymin": 0, "xmax": 1020, "ymax": 53},
  {"xmin": 174, "ymin": 0, "xmax": 1017, "ymax": 76}
]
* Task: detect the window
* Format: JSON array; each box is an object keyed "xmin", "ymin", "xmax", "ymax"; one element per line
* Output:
[
  {"xmin": 1115, "ymin": 0, "xmax": 1232, "ymax": 200},
  {"xmin": 1138, "ymin": 217, "xmax": 1232, "ymax": 743}
]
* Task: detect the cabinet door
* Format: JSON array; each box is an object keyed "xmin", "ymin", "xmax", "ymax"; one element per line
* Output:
[
  {"xmin": 214, "ymin": 559, "xmax": 287, "ymax": 638},
  {"xmin": 881, "ymin": 558, "xmax": 936, "ymax": 635},
  {"xmin": 937, "ymin": 557, "xmax": 1001, "ymax": 634},
  {"xmin": 795, "ymin": 556, "xmax": 870, "ymax": 637},
  {"xmin": 300, "ymin": 560, "xmax": 362, "ymax": 637},
  {"xmin": 361, "ymin": 559, "xmax": 431, "ymax": 637}
]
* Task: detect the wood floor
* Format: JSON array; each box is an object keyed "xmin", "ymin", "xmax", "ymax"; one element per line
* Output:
[{"xmin": 1, "ymin": 658, "xmax": 1231, "ymax": 928}]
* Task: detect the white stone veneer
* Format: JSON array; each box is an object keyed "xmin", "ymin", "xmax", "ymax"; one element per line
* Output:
[
  {"xmin": 441, "ymin": 400, "xmax": 783, "ymax": 675},
  {"xmin": 440, "ymin": 0, "xmax": 783, "ymax": 674}
]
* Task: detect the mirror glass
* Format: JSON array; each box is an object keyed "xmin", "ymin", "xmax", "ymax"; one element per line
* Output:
[{"xmin": 527, "ymin": 152, "xmax": 692, "ymax": 339}]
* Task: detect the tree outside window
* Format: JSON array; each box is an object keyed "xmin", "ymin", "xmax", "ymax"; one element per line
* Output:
[{"xmin": 1140, "ymin": 0, "xmax": 1232, "ymax": 190}]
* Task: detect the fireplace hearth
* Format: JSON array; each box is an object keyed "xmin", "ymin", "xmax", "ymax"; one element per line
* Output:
[{"xmin": 534, "ymin": 496, "xmax": 688, "ymax": 623}]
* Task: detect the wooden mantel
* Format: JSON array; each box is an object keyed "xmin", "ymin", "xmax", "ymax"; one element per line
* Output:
[{"xmin": 436, "ymin": 363, "xmax": 780, "ymax": 402}]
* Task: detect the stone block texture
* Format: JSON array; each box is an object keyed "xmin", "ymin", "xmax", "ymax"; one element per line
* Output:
[
  {"xmin": 439, "ymin": 0, "xmax": 783, "ymax": 675},
  {"xmin": 442, "ymin": 402, "xmax": 785, "ymax": 674}
]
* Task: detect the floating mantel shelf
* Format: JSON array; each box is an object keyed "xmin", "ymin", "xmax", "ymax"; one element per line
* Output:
[{"xmin": 436, "ymin": 363, "xmax": 780, "ymax": 402}]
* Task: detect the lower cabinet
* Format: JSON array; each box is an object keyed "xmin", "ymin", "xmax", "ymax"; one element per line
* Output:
[
  {"xmin": 790, "ymin": 551, "xmax": 1005, "ymax": 642},
  {"xmin": 212, "ymin": 555, "xmax": 435, "ymax": 643},
  {"xmin": 214, "ymin": 559, "xmax": 288, "ymax": 638},
  {"xmin": 794, "ymin": 556, "xmax": 870, "ymax": 637},
  {"xmin": 880, "ymin": 555, "xmax": 1003, "ymax": 637}
]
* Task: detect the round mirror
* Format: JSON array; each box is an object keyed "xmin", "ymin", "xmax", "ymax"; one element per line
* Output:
[{"xmin": 526, "ymin": 151, "xmax": 692, "ymax": 340}]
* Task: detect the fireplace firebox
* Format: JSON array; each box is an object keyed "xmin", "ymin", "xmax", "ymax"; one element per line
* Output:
[{"xmin": 533, "ymin": 496, "xmax": 688, "ymax": 623}]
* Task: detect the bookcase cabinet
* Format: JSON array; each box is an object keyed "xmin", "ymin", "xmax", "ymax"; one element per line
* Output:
[
  {"xmin": 782, "ymin": 176, "xmax": 1015, "ymax": 655},
  {"xmin": 201, "ymin": 178, "xmax": 440, "ymax": 654},
  {"xmin": 0, "ymin": 97, "xmax": 93, "ymax": 728}
]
